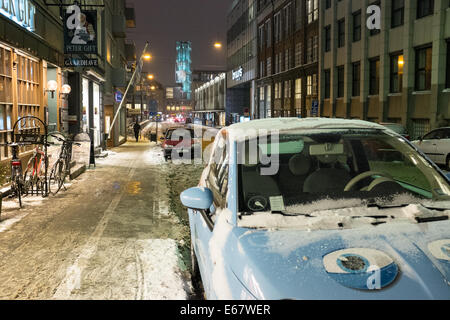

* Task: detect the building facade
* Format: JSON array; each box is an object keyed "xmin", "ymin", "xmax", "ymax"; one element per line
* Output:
[
  {"xmin": 194, "ymin": 73, "xmax": 226, "ymax": 127},
  {"xmin": 227, "ymin": 0, "xmax": 258, "ymax": 124},
  {"xmin": 320, "ymin": 0, "xmax": 450, "ymax": 139},
  {"xmin": 0, "ymin": 0, "xmax": 66, "ymax": 165},
  {"xmin": 175, "ymin": 41, "xmax": 192, "ymax": 100},
  {"xmin": 256, "ymin": 0, "xmax": 320, "ymax": 119}
]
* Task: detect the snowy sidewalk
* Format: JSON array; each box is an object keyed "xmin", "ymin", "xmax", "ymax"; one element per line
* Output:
[{"xmin": 0, "ymin": 142, "xmax": 194, "ymax": 300}]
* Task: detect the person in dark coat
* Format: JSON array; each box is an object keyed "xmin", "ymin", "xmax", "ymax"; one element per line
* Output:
[{"xmin": 133, "ymin": 122, "xmax": 141, "ymax": 142}]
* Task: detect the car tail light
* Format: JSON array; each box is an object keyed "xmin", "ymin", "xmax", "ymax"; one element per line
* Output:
[{"xmin": 11, "ymin": 161, "xmax": 21, "ymax": 167}]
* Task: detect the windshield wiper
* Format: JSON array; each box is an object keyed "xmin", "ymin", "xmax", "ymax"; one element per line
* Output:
[
  {"xmin": 366, "ymin": 203, "xmax": 409, "ymax": 210},
  {"xmin": 272, "ymin": 211, "xmax": 315, "ymax": 217}
]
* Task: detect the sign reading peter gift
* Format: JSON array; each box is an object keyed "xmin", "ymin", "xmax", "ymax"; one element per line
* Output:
[
  {"xmin": 0, "ymin": 0, "xmax": 36, "ymax": 32},
  {"xmin": 64, "ymin": 5, "xmax": 97, "ymax": 54}
]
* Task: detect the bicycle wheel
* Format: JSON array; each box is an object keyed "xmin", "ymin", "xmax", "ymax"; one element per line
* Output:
[
  {"xmin": 49, "ymin": 160, "xmax": 65, "ymax": 195},
  {"xmin": 14, "ymin": 177, "xmax": 22, "ymax": 208}
]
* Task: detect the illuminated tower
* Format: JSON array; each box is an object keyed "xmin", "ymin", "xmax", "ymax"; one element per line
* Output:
[{"xmin": 175, "ymin": 41, "xmax": 192, "ymax": 100}]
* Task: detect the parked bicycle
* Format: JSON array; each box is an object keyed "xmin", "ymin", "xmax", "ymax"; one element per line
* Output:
[
  {"xmin": 23, "ymin": 144, "xmax": 49, "ymax": 197},
  {"xmin": 0, "ymin": 142, "xmax": 29, "ymax": 208},
  {"xmin": 48, "ymin": 134, "xmax": 80, "ymax": 195}
]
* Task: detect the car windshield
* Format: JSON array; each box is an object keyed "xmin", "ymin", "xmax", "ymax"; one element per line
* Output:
[{"xmin": 237, "ymin": 128, "xmax": 450, "ymax": 227}]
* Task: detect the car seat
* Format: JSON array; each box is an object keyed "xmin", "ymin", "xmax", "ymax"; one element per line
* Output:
[{"xmin": 303, "ymin": 154, "xmax": 352, "ymax": 193}]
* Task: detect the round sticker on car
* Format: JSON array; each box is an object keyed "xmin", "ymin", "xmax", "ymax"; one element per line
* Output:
[
  {"xmin": 323, "ymin": 248, "xmax": 398, "ymax": 290},
  {"xmin": 428, "ymin": 240, "xmax": 450, "ymax": 261}
]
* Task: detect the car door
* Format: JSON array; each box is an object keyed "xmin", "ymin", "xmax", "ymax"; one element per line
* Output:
[
  {"xmin": 418, "ymin": 130, "xmax": 440, "ymax": 162},
  {"xmin": 192, "ymin": 135, "xmax": 229, "ymax": 298}
]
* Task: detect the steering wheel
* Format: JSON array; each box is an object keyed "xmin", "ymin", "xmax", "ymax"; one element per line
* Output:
[{"xmin": 344, "ymin": 171, "xmax": 393, "ymax": 192}]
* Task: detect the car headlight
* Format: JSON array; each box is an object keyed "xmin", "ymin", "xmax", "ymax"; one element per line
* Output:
[{"xmin": 323, "ymin": 248, "xmax": 398, "ymax": 290}]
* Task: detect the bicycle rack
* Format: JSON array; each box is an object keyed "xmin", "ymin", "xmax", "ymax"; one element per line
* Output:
[{"xmin": 12, "ymin": 116, "xmax": 49, "ymax": 198}]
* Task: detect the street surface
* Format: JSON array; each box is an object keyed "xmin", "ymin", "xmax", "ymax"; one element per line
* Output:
[{"xmin": 0, "ymin": 139, "xmax": 203, "ymax": 300}]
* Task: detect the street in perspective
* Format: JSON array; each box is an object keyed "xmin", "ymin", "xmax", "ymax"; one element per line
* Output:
[{"xmin": 0, "ymin": 0, "xmax": 449, "ymax": 305}]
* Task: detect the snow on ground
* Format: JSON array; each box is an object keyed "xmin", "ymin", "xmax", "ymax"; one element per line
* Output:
[{"xmin": 135, "ymin": 239, "xmax": 190, "ymax": 300}]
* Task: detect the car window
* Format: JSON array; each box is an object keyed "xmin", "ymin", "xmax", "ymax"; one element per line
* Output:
[
  {"xmin": 362, "ymin": 139, "xmax": 431, "ymax": 192},
  {"xmin": 443, "ymin": 129, "xmax": 450, "ymax": 139},
  {"xmin": 207, "ymin": 135, "xmax": 228, "ymax": 209},
  {"xmin": 423, "ymin": 130, "xmax": 438, "ymax": 140}
]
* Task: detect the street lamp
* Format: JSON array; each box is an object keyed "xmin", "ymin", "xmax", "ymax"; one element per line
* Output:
[
  {"xmin": 214, "ymin": 42, "xmax": 222, "ymax": 49},
  {"xmin": 148, "ymin": 74, "xmax": 154, "ymax": 80},
  {"xmin": 144, "ymin": 53, "xmax": 152, "ymax": 61}
]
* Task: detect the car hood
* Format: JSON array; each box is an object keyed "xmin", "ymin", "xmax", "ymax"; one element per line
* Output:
[{"xmin": 229, "ymin": 221, "xmax": 450, "ymax": 300}]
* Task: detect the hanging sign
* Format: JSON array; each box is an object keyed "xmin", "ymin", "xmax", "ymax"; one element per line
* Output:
[
  {"xmin": 64, "ymin": 5, "xmax": 98, "ymax": 54},
  {"xmin": 64, "ymin": 58, "xmax": 98, "ymax": 67}
]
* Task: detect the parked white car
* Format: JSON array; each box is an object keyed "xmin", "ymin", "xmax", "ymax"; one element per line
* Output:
[{"xmin": 412, "ymin": 127, "xmax": 450, "ymax": 169}]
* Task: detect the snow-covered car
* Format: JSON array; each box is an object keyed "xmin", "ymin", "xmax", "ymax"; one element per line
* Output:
[
  {"xmin": 412, "ymin": 127, "xmax": 450, "ymax": 169},
  {"xmin": 180, "ymin": 118, "xmax": 450, "ymax": 300}
]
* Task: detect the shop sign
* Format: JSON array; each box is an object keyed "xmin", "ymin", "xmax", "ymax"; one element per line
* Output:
[
  {"xmin": 64, "ymin": 5, "xmax": 98, "ymax": 54},
  {"xmin": 311, "ymin": 101, "xmax": 319, "ymax": 116},
  {"xmin": 0, "ymin": 0, "xmax": 36, "ymax": 32},
  {"xmin": 232, "ymin": 67, "xmax": 243, "ymax": 81},
  {"xmin": 115, "ymin": 91, "xmax": 123, "ymax": 102},
  {"xmin": 64, "ymin": 58, "xmax": 98, "ymax": 67}
]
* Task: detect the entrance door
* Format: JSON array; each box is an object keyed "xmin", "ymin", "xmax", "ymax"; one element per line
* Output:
[{"xmin": 104, "ymin": 105, "xmax": 114, "ymax": 148}]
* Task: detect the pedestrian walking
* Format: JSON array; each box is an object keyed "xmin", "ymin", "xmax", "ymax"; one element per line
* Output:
[{"xmin": 133, "ymin": 121, "xmax": 141, "ymax": 142}]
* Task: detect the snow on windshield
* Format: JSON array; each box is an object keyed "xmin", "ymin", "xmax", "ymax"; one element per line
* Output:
[{"xmin": 238, "ymin": 194, "xmax": 450, "ymax": 231}]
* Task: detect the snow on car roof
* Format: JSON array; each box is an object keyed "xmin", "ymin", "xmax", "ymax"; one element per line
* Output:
[{"xmin": 225, "ymin": 118, "xmax": 387, "ymax": 142}]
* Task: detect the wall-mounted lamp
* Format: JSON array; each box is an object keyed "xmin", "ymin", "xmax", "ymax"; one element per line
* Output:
[
  {"xmin": 46, "ymin": 80, "xmax": 58, "ymax": 98},
  {"xmin": 61, "ymin": 84, "xmax": 72, "ymax": 96}
]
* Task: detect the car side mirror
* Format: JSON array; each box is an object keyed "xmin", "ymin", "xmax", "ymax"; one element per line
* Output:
[
  {"xmin": 446, "ymin": 173, "xmax": 450, "ymax": 181},
  {"xmin": 180, "ymin": 187, "xmax": 213, "ymax": 211}
]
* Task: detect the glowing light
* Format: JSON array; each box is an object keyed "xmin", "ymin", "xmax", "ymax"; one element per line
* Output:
[
  {"xmin": 148, "ymin": 74, "xmax": 154, "ymax": 80},
  {"xmin": 214, "ymin": 42, "xmax": 222, "ymax": 49},
  {"xmin": 144, "ymin": 54, "xmax": 152, "ymax": 60}
]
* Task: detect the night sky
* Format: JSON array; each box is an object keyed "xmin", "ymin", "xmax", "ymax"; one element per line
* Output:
[{"xmin": 127, "ymin": 0, "xmax": 233, "ymax": 87}]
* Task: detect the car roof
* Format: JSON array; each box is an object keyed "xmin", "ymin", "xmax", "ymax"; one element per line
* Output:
[{"xmin": 224, "ymin": 118, "xmax": 388, "ymax": 142}]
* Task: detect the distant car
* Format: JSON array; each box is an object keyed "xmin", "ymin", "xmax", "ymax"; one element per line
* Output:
[
  {"xmin": 412, "ymin": 127, "xmax": 450, "ymax": 169},
  {"xmin": 380, "ymin": 123, "xmax": 410, "ymax": 140},
  {"xmin": 181, "ymin": 118, "xmax": 450, "ymax": 300}
]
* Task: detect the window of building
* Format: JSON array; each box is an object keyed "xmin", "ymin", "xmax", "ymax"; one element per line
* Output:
[
  {"xmin": 417, "ymin": 0, "xmax": 434, "ymax": 19},
  {"xmin": 324, "ymin": 25, "xmax": 331, "ymax": 52},
  {"xmin": 295, "ymin": 0, "xmax": 302, "ymax": 31},
  {"xmin": 274, "ymin": 13, "xmax": 281, "ymax": 43},
  {"xmin": 295, "ymin": 42, "xmax": 302, "ymax": 66},
  {"xmin": 295, "ymin": 78, "xmax": 302, "ymax": 115},
  {"xmin": 307, "ymin": 37, "xmax": 313, "ymax": 63},
  {"xmin": 353, "ymin": 11, "xmax": 361, "ymax": 42},
  {"xmin": 390, "ymin": 53, "xmax": 404, "ymax": 93},
  {"xmin": 338, "ymin": 19, "xmax": 345, "ymax": 48},
  {"xmin": 369, "ymin": 58, "xmax": 380, "ymax": 95},
  {"xmin": 266, "ymin": 19, "xmax": 272, "ymax": 47},
  {"xmin": 284, "ymin": 80, "xmax": 292, "ymax": 99},
  {"xmin": 307, "ymin": 76, "xmax": 312, "ymax": 96},
  {"xmin": 307, "ymin": 0, "xmax": 318, "ymax": 24},
  {"xmin": 284, "ymin": 3, "xmax": 292, "ymax": 36},
  {"xmin": 337, "ymin": 66, "xmax": 345, "ymax": 98},
  {"xmin": 415, "ymin": 46, "xmax": 432, "ymax": 91},
  {"xmin": 352, "ymin": 62, "xmax": 361, "ymax": 96},
  {"xmin": 0, "ymin": 46, "xmax": 13, "ymax": 159},
  {"xmin": 324, "ymin": 69, "xmax": 331, "ymax": 99},
  {"xmin": 392, "ymin": 0, "xmax": 404, "ymax": 28},
  {"xmin": 267, "ymin": 57, "xmax": 272, "ymax": 76},
  {"xmin": 313, "ymin": 36, "xmax": 318, "ymax": 62},
  {"xmin": 446, "ymin": 41, "xmax": 450, "ymax": 88},
  {"xmin": 258, "ymin": 25, "xmax": 264, "ymax": 51}
]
